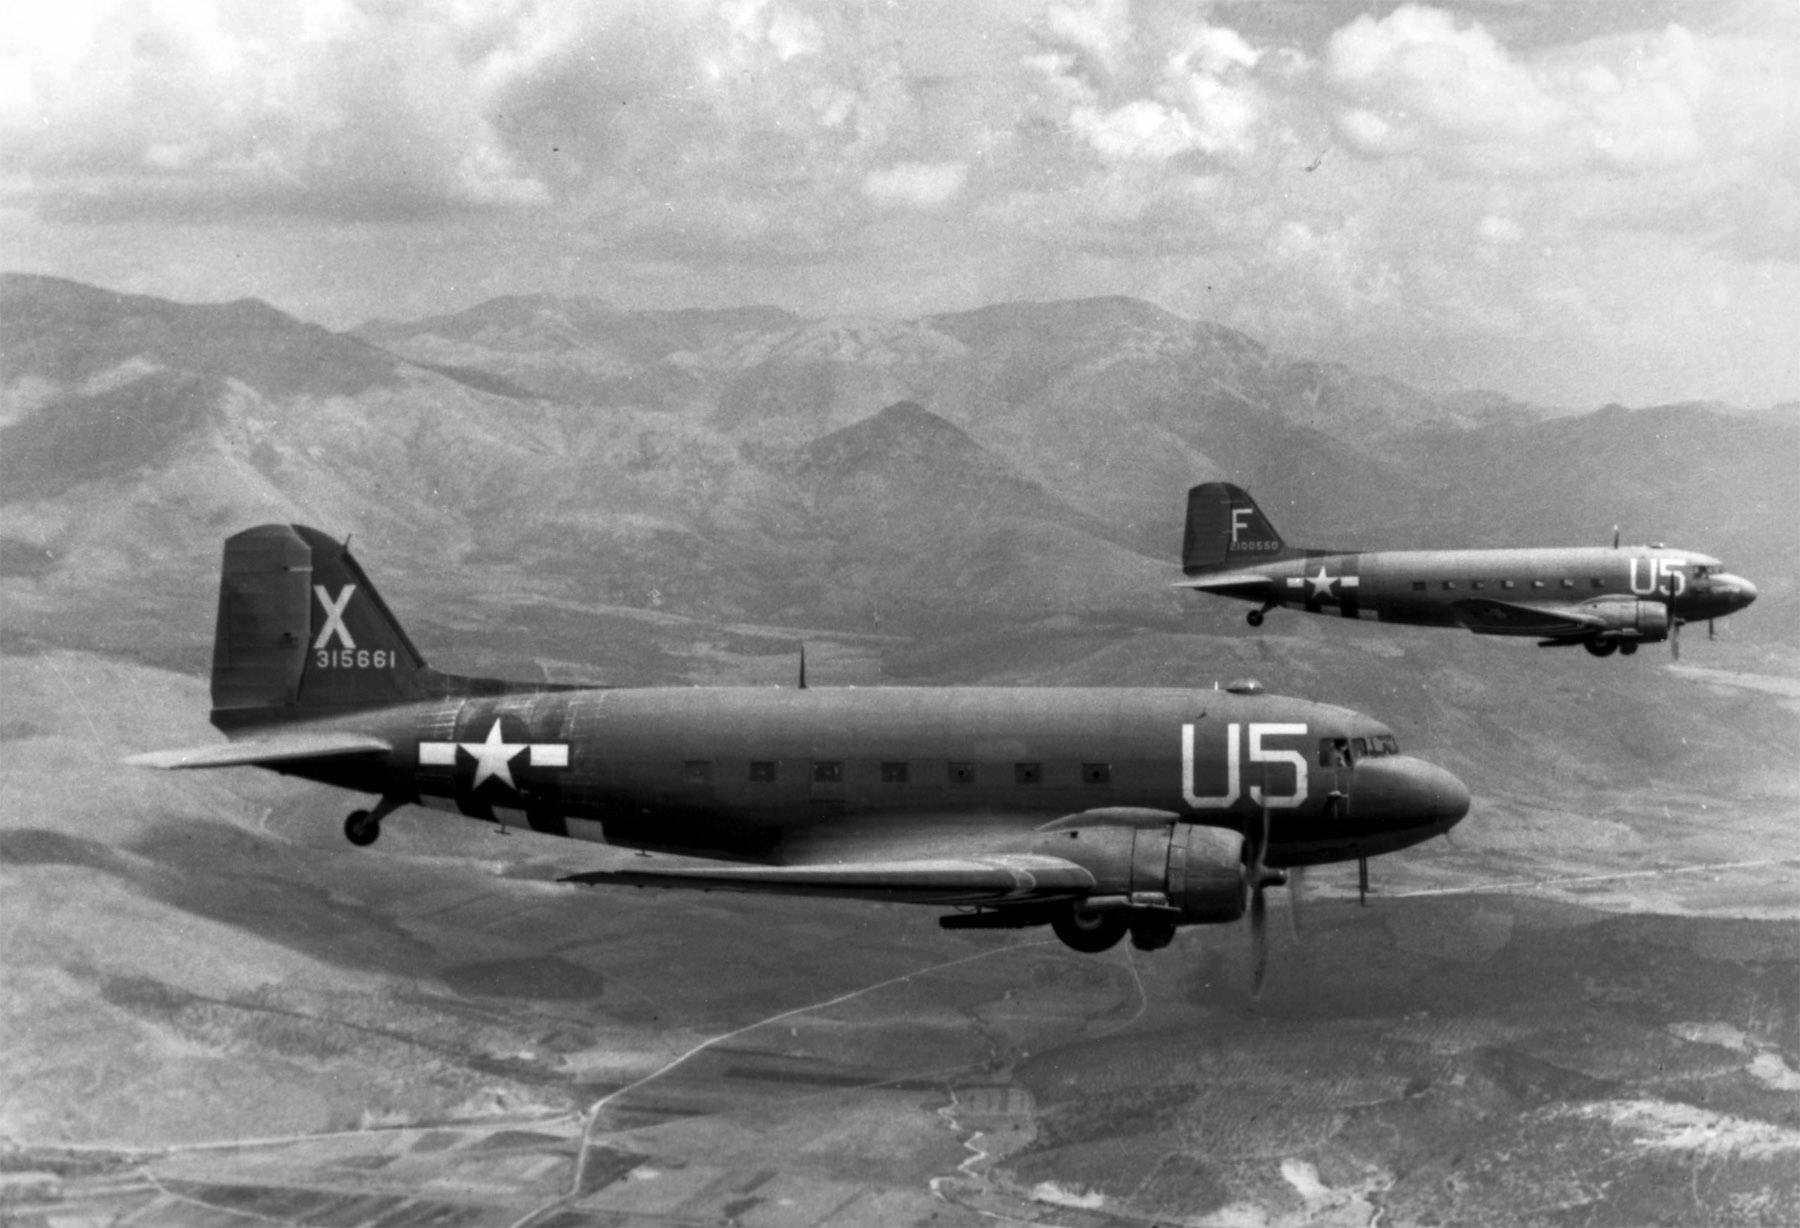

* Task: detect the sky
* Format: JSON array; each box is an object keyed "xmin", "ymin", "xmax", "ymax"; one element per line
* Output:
[{"xmin": 2, "ymin": 0, "xmax": 1797, "ymax": 409}]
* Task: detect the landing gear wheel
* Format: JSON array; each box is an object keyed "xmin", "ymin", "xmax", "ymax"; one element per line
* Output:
[
  {"xmin": 1129, "ymin": 920, "xmax": 1177, "ymax": 951},
  {"xmin": 1619, "ymin": 641, "xmax": 1639, "ymax": 656},
  {"xmin": 344, "ymin": 809, "xmax": 381, "ymax": 847},
  {"xmin": 1246, "ymin": 609, "xmax": 1265, "ymax": 627},
  {"xmin": 1584, "ymin": 639, "xmax": 1619, "ymax": 658},
  {"xmin": 1052, "ymin": 906, "xmax": 1129, "ymax": 953}
]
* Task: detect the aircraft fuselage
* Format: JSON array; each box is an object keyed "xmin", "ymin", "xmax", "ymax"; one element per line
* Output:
[
  {"xmin": 252, "ymin": 686, "xmax": 1467, "ymax": 870},
  {"xmin": 1195, "ymin": 546, "xmax": 1755, "ymax": 634}
]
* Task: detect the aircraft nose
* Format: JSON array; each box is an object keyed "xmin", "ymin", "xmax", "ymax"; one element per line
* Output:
[
  {"xmin": 1356, "ymin": 755, "xmax": 1471, "ymax": 833},
  {"xmin": 1723, "ymin": 575, "xmax": 1758, "ymax": 608}
]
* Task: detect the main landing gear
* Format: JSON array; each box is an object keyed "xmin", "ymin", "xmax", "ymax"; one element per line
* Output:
[
  {"xmin": 1050, "ymin": 906, "xmax": 1129, "ymax": 953},
  {"xmin": 1584, "ymin": 638, "xmax": 1619, "ymax": 658},
  {"xmin": 344, "ymin": 796, "xmax": 406, "ymax": 847},
  {"xmin": 1047, "ymin": 905, "xmax": 1180, "ymax": 953}
]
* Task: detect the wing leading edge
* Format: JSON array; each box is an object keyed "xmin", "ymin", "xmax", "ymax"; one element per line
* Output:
[{"xmin": 562, "ymin": 853, "xmax": 1098, "ymax": 906}]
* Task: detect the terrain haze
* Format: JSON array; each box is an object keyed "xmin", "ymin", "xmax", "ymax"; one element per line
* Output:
[{"xmin": 1, "ymin": 273, "xmax": 1796, "ymax": 1226}]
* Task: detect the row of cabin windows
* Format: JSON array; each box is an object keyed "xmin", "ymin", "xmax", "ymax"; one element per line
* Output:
[
  {"xmin": 728, "ymin": 760, "xmax": 1114, "ymax": 785},
  {"xmin": 1413, "ymin": 578, "xmax": 1605, "ymax": 592}
]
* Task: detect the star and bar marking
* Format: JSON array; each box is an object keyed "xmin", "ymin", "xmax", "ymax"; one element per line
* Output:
[
  {"xmin": 1287, "ymin": 568, "xmax": 1361, "ymax": 601},
  {"xmin": 419, "ymin": 719, "xmax": 569, "ymax": 791}
]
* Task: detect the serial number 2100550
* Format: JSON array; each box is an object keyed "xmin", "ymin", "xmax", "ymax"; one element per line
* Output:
[{"xmin": 316, "ymin": 648, "xmax": 395, "ymax": 669}]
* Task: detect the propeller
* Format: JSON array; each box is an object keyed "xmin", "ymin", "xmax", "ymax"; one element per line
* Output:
[
  {"xmin": 1244, "ymin": 796, "xmax": 1288, "ymax": 998},
  {"xmin": 1286, "ymin": 864, "xmax": 1307, "ymax": 941},
  {"xmin": 1665, "ymin": 570, "xmax": 1682, "ymax": 661}
]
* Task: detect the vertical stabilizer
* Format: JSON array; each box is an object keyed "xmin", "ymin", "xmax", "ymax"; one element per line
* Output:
[
  {"xmin": 211, "ymin": 524, "xmax": 433, "ymax": 727},
  {"xmin": 1182, "ymin": 483, "xmax": 1287, "ymax": 574}
]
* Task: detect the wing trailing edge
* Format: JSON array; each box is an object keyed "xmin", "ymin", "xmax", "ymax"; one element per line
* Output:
[
  {"xmin": 124, "ymin": 731, "xmax": 392, "ymax": 770},
  {"xmin": 562, "ymin": 854, "xmax": 1097, "ymax": 906}
]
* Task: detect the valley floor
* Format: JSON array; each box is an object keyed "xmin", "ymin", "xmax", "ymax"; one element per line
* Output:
[{"xmin": 3, "ymin": 651, "xmax": 1797, "ymax": 1227}]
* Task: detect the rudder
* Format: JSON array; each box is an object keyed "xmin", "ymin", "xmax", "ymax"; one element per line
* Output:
[
  {"xmin": 211, "ymin": 524, "xmax": 431, "ymax": 727},
  {"xmin": 1181, "ymin": 483, "xmax": 1287, "ymax": 574}
]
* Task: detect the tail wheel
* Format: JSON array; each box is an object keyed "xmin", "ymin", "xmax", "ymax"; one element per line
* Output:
[
  {"xmin": 1246, "ymin": 609, "xmax": 1265, "ymax": 627},
  {"xmin": 344, "ymin": 810, "xmax": 381, "ymax": 846},
  {"xmin": 1051, "ymin": 906, "xmax": 1129, "ymax": 953}
]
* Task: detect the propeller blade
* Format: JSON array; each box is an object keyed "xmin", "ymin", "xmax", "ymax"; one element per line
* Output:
[
  {"xmin": 1709, "ymin": 618, "xmax": 1716, "ymax": 641},
  {"xmin": 1286, "ymin": 865, "xmax": 1307, "ymax": 940},
  {"xmin": 1250, "ymin": 884, "xmax": 1269, "ymax": 998},
  {"xmin": 1665, "ymin": 570, "xmax": 1681, "ymax": 660}
]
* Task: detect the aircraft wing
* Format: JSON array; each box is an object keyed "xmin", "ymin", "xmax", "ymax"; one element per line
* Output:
[
  {"xmin": 124, "ymin": 731, "xmax": 392, "ymax": 770},
  {"xmin": 562, "ymin": 853, "xmax": 1097, "ymax": 906},
  {"xmin": 1449, "ymin": 597, "xmax": 1607, "ymax": 637}
]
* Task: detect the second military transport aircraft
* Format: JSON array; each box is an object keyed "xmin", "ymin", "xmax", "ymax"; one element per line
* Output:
[
  {"xmin": 129, "ymin": 525, "xmax": 1470, "ymax": 981},
  {"xmin": 1179, "ymin": 483, "xmax": 1757, "ymax": 657}
]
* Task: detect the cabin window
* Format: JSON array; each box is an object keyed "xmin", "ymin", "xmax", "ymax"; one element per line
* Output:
[
  {"xmin": 948, "ymin": 762, "xmax": 976, "ymax": 784},
  {"xmin": 1560, "ymin": 578, "xmax": 1576, "ymax": 589},
  {"xmin": 1014, "ymin": 762, "xmax": 1042, "ymax": 784},
  {"xmin": 1082, "ymin": 762, "xmax": 1112, "ymax": 785},
  {"xmin": 1411, "ymin": 581, "xmax": 1426, "ymax": 593},
  {"xmin": 880, "ymin": 761, "xmax": 908, "ymax": 783},
  {"xmin": 1501, "ymin": 579, "xmax": 1516, "ymax": 590},
  {"xmin": 1531, "ymin": 579, "xmax": 1546, "ymax": 589},
  {"xmin": 748, "ymin": 761, "xmax": 778, "ymax": 783},
  {"xmin": 812, "ymin": 761, "xmax": 843, "ymax": 784},
  {"xmin": 1442, "ymin": 581, "xmax": 1458, "ymax": 591},
  {"xmin": 1591, "ymin": 578, "xmax": 1605, "ymax": 589},
  {"xmin": 1471, "ymin": 581, "xmax": 1486, "ymax": 591},
  {"xmin": 682, "ymin": 760, "xmax": 712, "ymax": 783}
]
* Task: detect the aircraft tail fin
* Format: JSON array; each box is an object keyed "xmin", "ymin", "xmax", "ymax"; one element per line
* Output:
[
  {"xmin": 210, "ymin": 524, "xmax": 436, "ymax": 727},
  {"xmin": 1182, "ymin": 483, "xmax": 1287, "ymax": 574}
]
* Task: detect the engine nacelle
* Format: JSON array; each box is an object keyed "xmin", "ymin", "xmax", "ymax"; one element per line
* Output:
[
  {"xmin": 1032, "ymin": 821, "xmax": 1247, "ymax": 924},
  {"xmin": 1586, "ymin": 597, "xmax": 1671, "ymax": 640}
]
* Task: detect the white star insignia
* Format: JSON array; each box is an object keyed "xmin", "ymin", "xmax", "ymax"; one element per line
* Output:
[
  {"xmin": 1306, "ymin": 566, "xmax": 1338, "ymax": 600},
  {"xmin": 464, "ymin": 719, "xmax": 527, "ymax": 791}
]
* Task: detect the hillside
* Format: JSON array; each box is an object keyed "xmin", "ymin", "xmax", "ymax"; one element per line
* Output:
[{"xmin": 2, "ymin": 273, "xmax": 1794, "ymax": 672}]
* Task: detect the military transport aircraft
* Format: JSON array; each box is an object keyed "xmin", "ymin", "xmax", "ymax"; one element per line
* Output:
[
  {"xmin": 128, "ymin": 524, "xmax": 1469, "ymax": 979},
  {"xmin": 1178, "ymin": 483, "xmax": 1758, "ymax": 658}
]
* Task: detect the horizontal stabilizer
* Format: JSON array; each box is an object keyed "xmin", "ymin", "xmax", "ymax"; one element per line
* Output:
[
  {"xmin": 1172, "ymin": 574, "xmax": 1274, "ymax": 599},
  {"xmin": 562, "ymin": 853, "xmax": 1096, "ymax": 906},
  {"xmin": 124, "ymin": 731, "xmax": 392, "ymax": 770}
]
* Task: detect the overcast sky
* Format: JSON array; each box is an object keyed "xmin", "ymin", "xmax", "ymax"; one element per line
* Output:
[{"xmin": 3, "ymin": 0, "xmax": 1796, "ymax": 408}]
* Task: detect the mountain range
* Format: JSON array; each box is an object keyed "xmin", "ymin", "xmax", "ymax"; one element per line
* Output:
[{"xmin": 3, "ymin": 272, "xmax": 1793, "ymax": 676}]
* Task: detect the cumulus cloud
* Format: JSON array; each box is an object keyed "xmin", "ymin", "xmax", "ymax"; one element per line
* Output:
[
  {"xmin": 1029, "ymin": 8, "xmax": 1281, "ymax": 167},
  {"xmin": 0, "ymin": 1, "xmax": 573, "ymax": 219},
  {"xmin": 1324, "ymin": 5, "xmax": 1707, "ymax": 176}
]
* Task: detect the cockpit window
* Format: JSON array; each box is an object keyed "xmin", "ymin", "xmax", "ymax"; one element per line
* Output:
[{"xmin": 1692, "ymin": 564, "xmax": 1713, "ymax": 578}]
